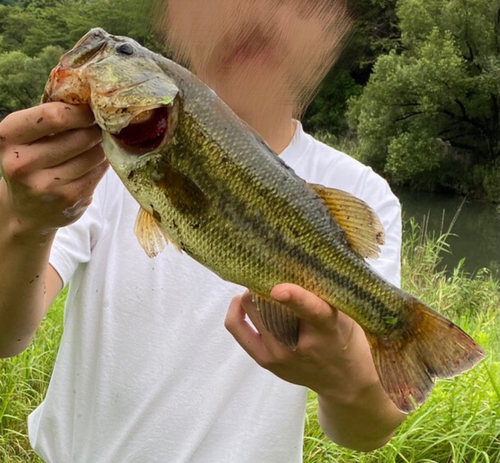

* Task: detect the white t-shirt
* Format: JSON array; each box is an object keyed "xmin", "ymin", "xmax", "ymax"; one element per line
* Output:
[{"xmin": 28, "ymin": 122, "xmax": 401, "ymax": 463}]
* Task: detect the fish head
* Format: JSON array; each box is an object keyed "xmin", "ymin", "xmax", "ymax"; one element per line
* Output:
[{"xmin": 43, "ymin": 28, "xmax": 181, "ymax": 169}]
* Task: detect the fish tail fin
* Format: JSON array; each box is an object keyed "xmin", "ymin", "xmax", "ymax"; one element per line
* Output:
[{"xmin": 366, "ymin": 297, "xmax": 485, "ymax": 413}]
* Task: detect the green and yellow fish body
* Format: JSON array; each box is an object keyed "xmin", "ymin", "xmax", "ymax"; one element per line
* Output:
[{"xmin": 43, "ymin": 28, "xmax": 484, "ymax": 413}]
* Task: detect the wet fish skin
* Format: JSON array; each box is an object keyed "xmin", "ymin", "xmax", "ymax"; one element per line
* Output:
[{"xmin": 43, "ymin": 28, "xmax": 485, "ymax": 413}]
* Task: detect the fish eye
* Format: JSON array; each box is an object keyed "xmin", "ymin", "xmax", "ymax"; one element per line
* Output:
[{"xmin": 116, "ymin": 43, "xmax": 134, "ymax": 55}]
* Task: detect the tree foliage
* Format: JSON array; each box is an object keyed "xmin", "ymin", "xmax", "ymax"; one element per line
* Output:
[
  {"xmin": 0, "ymin": 0, "xmax": 165, "ymax": 118},
  {"xmin": 0, "ymin": 45, "xmax": 63, "ymax": 116},
  {"xmin": 348, "ymin": 0, "xmax": 499, "ymax": 198},
  {"xmin": 0, "ymin": 0, "xmax": 163, "ymax": 57},
  {"xmin": 0, "ymin": 0, "xmax": 497, "ymax": 198},
  {"xmin": 304, "ymin": 0, "xmax": 399, "ymax": 134}
]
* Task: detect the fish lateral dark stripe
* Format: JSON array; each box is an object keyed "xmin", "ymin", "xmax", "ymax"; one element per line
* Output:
[{"xmin": 183, "ymin": 150, "xmax": 400, "ymax": 332}]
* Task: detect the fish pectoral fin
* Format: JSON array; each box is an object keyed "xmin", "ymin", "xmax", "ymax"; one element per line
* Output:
[
  {"xmin": 309, "ymin": 183, "xmax": 385, "ymax": 259},
  {"xmin": 250, "ymin": 292, "xmax": 299, "ymax": 350},
  {"xmin": 134, "ymin": 207, "xmax": 181, "ymax": 258},
  {"xmin": 156, "ymin": 160, "xmax": 209, "ymax": 216}
]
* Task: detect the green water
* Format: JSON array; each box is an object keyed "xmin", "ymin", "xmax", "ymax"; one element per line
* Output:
[{"xmin": 396, "ymin": 189, "xmax": 500, "ymax": 277}]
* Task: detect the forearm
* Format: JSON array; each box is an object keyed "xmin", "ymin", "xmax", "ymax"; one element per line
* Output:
[
  {"xmin": 0, "ymin": 190, "xmax": 57, "ymax": 357},
  {"xmin": 318, "ymin": 377, "xmax": 404, "ymax": 451},
  {"xmin": 316, "ymin": 323, "xmax": 405, "ymax": 451}
]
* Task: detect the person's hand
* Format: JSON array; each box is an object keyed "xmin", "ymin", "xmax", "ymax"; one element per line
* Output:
[
  {"xmin": 0, "ymin": 103, "xmax": 108, "ymax": 237},
  {"xmin": 225, "ymin": 283, "xmax": 405, "ymax": 450},
  {"xmin": 225, "ymin": 283, "xmax": 379, "ymax": 399}
]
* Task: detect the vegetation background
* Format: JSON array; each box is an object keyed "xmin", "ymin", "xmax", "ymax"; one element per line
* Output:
[
  {"xmin": 0, "ymin": 0, "xmax": 499, "ymax": 200},
  {"xmin": 1, "ymin": 223, "xmax": 498, "ymax": 462},
  {"xmin": 0, "ymin": 0, "xmax": 499, "ymax": 461}
]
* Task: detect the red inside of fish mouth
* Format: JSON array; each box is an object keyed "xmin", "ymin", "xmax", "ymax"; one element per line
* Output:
[{"xmin": 113, "ymin": 107, "xmax": 169, "ymax": 155}]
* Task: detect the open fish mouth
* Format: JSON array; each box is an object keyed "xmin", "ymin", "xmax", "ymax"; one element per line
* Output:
[{"xmin": 112, "ymin": 106, "xmax": 171, "ymax": 156}]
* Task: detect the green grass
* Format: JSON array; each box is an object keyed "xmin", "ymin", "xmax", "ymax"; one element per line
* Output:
[
  {"xmin": 0, "ymin": 291, "xmax": 65, "ymax": 463},
  {"xmin": 1, "ymin": 223, "xmax": 499, "ymax": 462}
]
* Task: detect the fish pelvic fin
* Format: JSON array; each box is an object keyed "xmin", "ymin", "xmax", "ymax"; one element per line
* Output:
[
  {"xmin": 134, "ymin": 207, "xmax": 181, "ymax": 258},
  {"xmin": 250, "ymin": 292, "xmax": 299, "ymax": 350},
  {"xmin": 309, "ymin": 184, "xmax": 385, "ymax": 259},
  {"xmin": 366, "ymin": 297, "xmax": 485, "ymax": 413}
]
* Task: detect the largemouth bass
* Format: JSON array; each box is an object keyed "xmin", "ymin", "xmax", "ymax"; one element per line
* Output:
[{"xmin": 43, "ymin": 28, "xmax": 484, "ymax": 413}]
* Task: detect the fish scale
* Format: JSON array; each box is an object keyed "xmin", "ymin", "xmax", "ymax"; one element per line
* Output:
[{"xmin": 43, "ymin": 28, "xmax": 485, "ymax": 413}]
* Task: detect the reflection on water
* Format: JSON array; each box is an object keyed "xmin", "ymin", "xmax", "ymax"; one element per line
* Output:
[{"xmin": 395, "ymin": 189, "xmax": 500, "ymax": 277}]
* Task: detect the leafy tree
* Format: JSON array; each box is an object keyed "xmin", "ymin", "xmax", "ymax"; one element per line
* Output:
[
  {"xmin": 303, "ymin": 0, "xmax": 399, "ymax": 134},
  {"xmin": 67, "ymin": 0, "xmax": 165, "ymax": 53},
  {"xmin": 348, "ymin": 0, "xmax": 499, "ymax": 198},
  {"xmin": 0, "ymin": 45, "xmax": 63, "ymax": 117},
  {"xmin": 303, "ymin": 70, "xmax": 361, "ymax": 135},
  {"xmin": 0, "ymin": 0, "xmax": 164, "ymax": 56},
  {"xmin": 0, "ymin": 0, "xmax": 167, "ymax": 118},
  {"xmin": 0, "ymin": 0, "xmax": 27, "ymax": 6}
]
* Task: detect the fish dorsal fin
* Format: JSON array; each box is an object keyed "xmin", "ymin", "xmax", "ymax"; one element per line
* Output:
[
  {"xmin": 310, "ymin": 184, "xmax": 385, "ymax": 259},
  {"xmin": 134, "ymin": 207, "xmax": 182, "ymax": 258}
]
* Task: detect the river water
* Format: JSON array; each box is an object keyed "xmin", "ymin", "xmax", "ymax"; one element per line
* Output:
[{"xmin": 395, "ymin": 189, "xmax": 500, "ymax": 278}]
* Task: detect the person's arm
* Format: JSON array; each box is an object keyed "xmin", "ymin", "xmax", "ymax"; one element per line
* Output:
[
  {"xmin": 279, "ymin": 288, "xmax": 405, "ymax": 451},
  {"xmin": 0, "ymin": 210, "xmax": 61, "ymax": 357},
  {"xmin": 0, "ymin": 103, "xmax": 107, "ymax": 358},
  {"xmin": 225, "ymin": 285, "xmax": 405, "ymax": 451}
]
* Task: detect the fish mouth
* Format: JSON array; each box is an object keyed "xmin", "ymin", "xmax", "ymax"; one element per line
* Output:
[{"xmin": 112, "ymin": 107, "xmax": 171, "ymax": 155}]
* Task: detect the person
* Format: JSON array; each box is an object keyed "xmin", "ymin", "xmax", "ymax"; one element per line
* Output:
[{"xmin": 0, "ymin": 1, "xmax": 405, "ymax": 461}]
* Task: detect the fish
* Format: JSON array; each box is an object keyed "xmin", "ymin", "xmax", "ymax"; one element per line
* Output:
[{"xmin": 42, "ymin": 28, "xmax": 485, "ymax": 413}]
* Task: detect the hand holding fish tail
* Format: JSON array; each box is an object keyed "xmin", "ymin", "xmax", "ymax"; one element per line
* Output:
[{"xmin": 225, "ymin": 283, "xmax": 405, "ymax": 452}]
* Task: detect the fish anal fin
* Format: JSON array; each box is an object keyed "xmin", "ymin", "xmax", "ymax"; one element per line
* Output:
[
  {"xmin": 134, "ymin": 207, "xmax": 181, "ymax": 258},
  {"xmin": 366, "ymin": 297, "xmax": 485, "ymax": 413},
  {"xmin": 310, "ymin": 184, "xmax": 385, "ymax": 259},
  {"xmin": 251, "ymin": 292, "xmax": 299, "ymax": 350}
]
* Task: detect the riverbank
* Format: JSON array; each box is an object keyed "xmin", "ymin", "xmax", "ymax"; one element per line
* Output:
[
  {"xmin": 397, "ymin": 192, "xmax": 500, "ymax": 277},
  {"xmin": 1, "ymin": 227, "xmax": 498, "ymax": 462},
  {"xmin": 313, "ymin": 131, "xmax": 500, "ymax": 276}
]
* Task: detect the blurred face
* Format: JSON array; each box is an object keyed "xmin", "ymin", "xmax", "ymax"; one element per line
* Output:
[{"xmin": 162, "ymin": 0, "xmax": 350, "ymax": 114}]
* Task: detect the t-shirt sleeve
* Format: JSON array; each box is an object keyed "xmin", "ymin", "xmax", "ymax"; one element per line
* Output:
[{"xmin": 48, "ymin": 174, "xmax": 108, "ymax": 287}]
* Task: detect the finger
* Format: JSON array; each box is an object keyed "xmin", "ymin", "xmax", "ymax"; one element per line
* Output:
[
  {"xmin": 37, "ymin": 125, "xmax": 103, "ymax": 168},
  {"xmin": 270, "ymin": 283, "xmax": 336, "ymax": 329},
  {"xmin": 50, "ymin": 159, "xmax": 108, "ymax": 214},
  {"xmin": 225, "ymin": 296, "xmax": 270, "ymax": 363},
  {"xmin": 0, "ymin": 103, "xmax": 95, "ymax": 145},
  {"xmin": 66, "ymin": 157, "xmax": 109, "ymax": 197},
  {"xmin": 8, "ymin": 126, "xmax": 102, "ymax": 176},
  {"xmin": 43, "ymin": 143, "xmax": 106, "ymax": 184}
]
